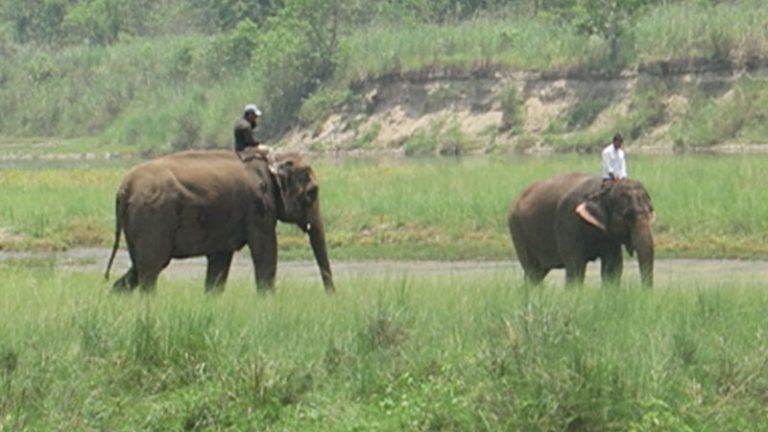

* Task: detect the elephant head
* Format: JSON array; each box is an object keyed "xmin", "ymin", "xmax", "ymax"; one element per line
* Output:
[
  {"xmin": 269, "ymin": 153, "xmax": 334, "ymax": 291},
  {"xmin": 575, "ymin": 179, "xmax": 655, "ymax": 286}
]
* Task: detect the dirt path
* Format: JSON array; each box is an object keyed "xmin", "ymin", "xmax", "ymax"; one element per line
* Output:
[{"xmin": 2, "ymin": 248, "xmax": 766, "ymax": 288}]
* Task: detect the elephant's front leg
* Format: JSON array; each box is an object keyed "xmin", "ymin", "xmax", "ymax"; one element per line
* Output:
[
  {"xmin": 564, "ymin": 258, "xmax": 587, "ymax": 287},
  {"xmin": 248, "ymin": 228, "xmax": 278, "ymax": 293},
  {"xmin": 205, "ymin": 251, "xmax": 235, "ymax": 292},
  {"xmin": 600, "ymin": 245, "xmax": 623, "ymax": 287}
]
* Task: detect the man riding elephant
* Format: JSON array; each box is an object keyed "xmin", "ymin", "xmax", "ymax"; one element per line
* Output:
[
  {"xmin": 508, "ymin": 172, "xmax": 655, "ymax": 287},
  {"xmin": 105, "ymin": 148, "xmax": 334, "ymax": 294},
  {"xmin": 601, "ymin": 133, "xmax": 627, "ymax": 185},
  {"xmin": 234, "ymin": 103, "xmax": 262, "ymax": 152}
]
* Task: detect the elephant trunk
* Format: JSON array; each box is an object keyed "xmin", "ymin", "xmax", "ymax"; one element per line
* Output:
[
  {"xmin": 631, "ymin": 220, "xmax": 654, "ymax": 287},
  {"xmin": 308, "ymin": 208, "xmax": 335, "ymax": 293}
]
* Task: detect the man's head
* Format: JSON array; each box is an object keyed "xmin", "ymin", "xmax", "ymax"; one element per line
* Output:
[
  {"xmin": 244, "ymin": 104, "xmax": 262, "ymax": 123},
  {"xmin": 612, "ymin": 133, "xmax": 624, "ymax": 149}
]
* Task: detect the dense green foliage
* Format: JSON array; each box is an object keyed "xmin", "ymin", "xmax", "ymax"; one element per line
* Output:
[
  {"xmin": 1, "ymin": 0, "xmax": 767, "ymax": 150},
  {"xmin": 2, "ymin": 261, "xmax": 768, "ymax": 430},
  {"xmin": 1, "ymin": 154, "xmax": 768, "ymax": 259}
]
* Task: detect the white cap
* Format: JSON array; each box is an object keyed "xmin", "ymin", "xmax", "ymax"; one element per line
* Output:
[{"xmin": 244, "ymin": 104, "xmax": 262, "ymax": 116}]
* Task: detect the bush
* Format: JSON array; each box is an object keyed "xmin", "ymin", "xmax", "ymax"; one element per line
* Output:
[
  {"xmin": 298, "ymin": 87, "xmax": 353, "ymax": 127},
  {"xmin": 403, "ymin": 130, "xmax": 439, "ymax": 156},
  {"xmin": 499, "ymin": 86, "xmax": 522, "ymax": 132},
  {"xmin": 257, "ymin": 1, "xmax": 348, "ymax": 138},
  {"xmin": 197, "ymin": 19, "xmax": 260, "ymax": 81},
  {"xmin": 670, "ymin": 76, "xmax": 768, "ymax": 148},
  {"xmin": 548, "ymin": 98, "xmax": 612, "ymax": 133}
]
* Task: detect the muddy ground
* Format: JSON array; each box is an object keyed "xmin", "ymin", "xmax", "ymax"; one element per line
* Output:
[{"xmin": 2, "ymin": 248, "xmax": 766, "ymax": 288}]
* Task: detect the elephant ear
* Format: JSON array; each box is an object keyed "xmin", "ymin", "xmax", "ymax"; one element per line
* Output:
[
  {"xmin": 268, "ymin": 159, "xmax": 294, "ymax": 216},
  {"xmin": 268, "ymin": 158, "xmax": 281, "ymax": 176},
  {"xmin": 575, "ymin": 199, "xmax": 607, "ymax": 231}
]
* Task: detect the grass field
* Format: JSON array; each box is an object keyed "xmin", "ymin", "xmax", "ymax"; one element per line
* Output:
[
  {"xmin": 1, "ymin": 154, "xmax": 768, "ymax": 430},
  {"xmin": 1, "ymin": 260, "xmax": 768, "ymax": 430},
  {"xmin": 1, "ymin": 153, "xmax": 768, "ymax": 259}
]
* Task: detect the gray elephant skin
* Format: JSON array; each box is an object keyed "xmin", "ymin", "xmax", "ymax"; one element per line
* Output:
[
  {"xmin": 508, "ymin": 173, "xmax": 655, "ymax": 287},
  {"xmin": 105, "ymin": 149, "xmax": 334, "ymax": 293}
]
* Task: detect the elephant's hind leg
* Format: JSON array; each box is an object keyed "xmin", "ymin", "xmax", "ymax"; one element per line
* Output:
[
  {"xmin": 514, "ymin": 241, "xmax": 549, "ymax": 285},
  {"xmin": 132, "ymin": 235, "xmax": 172, "ymax": 293},
  {"xmin": 112, "ymin": 267, "xmax": 139, "ymax": 292},
  {"xmin": 137, "ymin": 272, "xmax": 162, "ymax": 292},
  {"xmin": 523, "ymin": 266, "xmax": 549, "ymax": 285},
  {"xmin": 205, "ymin": 251, "xmax": 234, "ymax": 292}
]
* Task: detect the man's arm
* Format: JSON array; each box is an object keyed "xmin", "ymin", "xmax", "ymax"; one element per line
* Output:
[
  {"xmin": 248, "ymin": 128, "xmax": 261, "ymax": 147},
  {"xmin": 234, "ymin": 119, "xmax": 259, "ymax": 150}
]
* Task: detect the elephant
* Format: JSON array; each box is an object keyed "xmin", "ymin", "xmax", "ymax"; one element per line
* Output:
[
  {"xmin": 508, "ymin": 173, "xmax": 654, "ymax": 287},
  {"xmin": 104, "ymin": 148, "xmax": 334, "ymax": 293}
]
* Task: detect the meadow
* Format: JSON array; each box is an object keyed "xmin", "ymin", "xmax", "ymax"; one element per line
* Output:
[
  {"xmin": 2, "ymin": 258, "xmax": 768, "ymax": 430},
  {"xmin": 1, "ymin": 153, "xmax": 768, "ymax": 259},
  {"xmin": 2, "ymin": 153, "xmax": 768, "ymax": 430}
]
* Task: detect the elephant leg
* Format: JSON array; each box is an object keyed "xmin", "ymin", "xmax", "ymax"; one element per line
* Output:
[
  {"xmin": 132, "ymin": 233, "xmax": 172, "ymax": 293},
  {"xmin": 136, "ymin": 251, "xmax": 171, "ymax": 292},
  {"xmin": 112, "ymin": 267, "xmax": 139, "ymax": 292},
  {"xmin": 514, "ymin": 240, "xmax": 549, "ymax": 286},
  {"xmin": 205, "ymin": 252, "xmax": 234, "ymax": 292},
  {"xmin": 138, "ymin": 272, "xmax": 161, "ymax": 292},
  {"xmin": 600, "ymin": 246, "xmax": 623, "ymax": 287},
  {"xmin": 564, "ymin": 260, "xmax": 587, "ymax": 287},
  {"xmin": 523, "ymin": 266, "xmax": 549, "ymax": 285},
  {"xmin": 248, "ymin": 229, "xmax": 278, "ymax": 293}
]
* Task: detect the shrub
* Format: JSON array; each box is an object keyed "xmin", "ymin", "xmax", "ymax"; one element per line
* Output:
[
  {"xmin": 548, "ymin": 98, "xmax": 612, "ymax": 133},
  {"xmin": 499, "ymin": 85, "xmax": 522, "ymax": 132},
  {"xmin": 298, "ymin": 87, "xmax": 353, "ymax": 127}
]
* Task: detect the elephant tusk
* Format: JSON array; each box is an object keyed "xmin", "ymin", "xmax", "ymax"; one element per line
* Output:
[{"xmin": 575, "ymin": 203, "xmax": 606, "ymax": 231}]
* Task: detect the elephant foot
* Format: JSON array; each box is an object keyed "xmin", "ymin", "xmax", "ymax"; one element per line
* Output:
[
  {"xmin": 111, "ymin": 270, "xmax": 139, "ymax": 293},
  {"xmin": 111, "ymin": 284, "xmax": 135, "ymax": 294},
  {"xmin": 205, "ymin": 284, "xmax": 226, "ymax": 295},
  {"xmin": 138, "ymin": 283, "xmax": 158, "ymax": 294},
  {"xmin": 256, "ymin": 286, "xmax": 276, "ymax": 296}
]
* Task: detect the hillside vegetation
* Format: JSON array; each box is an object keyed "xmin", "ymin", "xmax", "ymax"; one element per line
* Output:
[{"xmin": 1, "ymin": 0, "xmax": 768, "ymax": 154}]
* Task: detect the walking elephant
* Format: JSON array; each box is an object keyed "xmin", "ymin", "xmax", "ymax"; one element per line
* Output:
[
  {"xmin": 104, "ymin": 148, "xmax": 334, "ymax": 293},
  {"xmin": 508, "ymin": 173, "xmax": 654, "ymax": 287}
]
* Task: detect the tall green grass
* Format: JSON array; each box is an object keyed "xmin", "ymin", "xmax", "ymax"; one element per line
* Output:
[
  {"xmin": 0, "ymin": 35, "xmax": 262, "ymax": 151},
  {"xmin": 1, "ymin": 154, "xmax": 767, "ymax": 259},
  {"xmin": 1, "ymin": 262, "xmax": 768, "ymax": 430},
  {"xmin": 298, "ymin": 154, "xmax": 768, "ymax": 259},
  {"xmin": 0, "ymin": 168, "xmax": 120, "ymax": 248},
  {"xmin": 637, "ymin": 154, "xmax": 768, "ymax": 256},
  {"xmin": 634, "ymin": 0, "xmax": 768, "ymax": 62},
  {"xmin": 340, "ymin": 19, "xmax": 590, "ymax": 80}
]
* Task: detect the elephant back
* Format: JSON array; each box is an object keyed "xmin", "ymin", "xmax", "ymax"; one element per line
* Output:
[{"xmin": 119, "ymin": 150, "xmax": 272, "ymax": 204}]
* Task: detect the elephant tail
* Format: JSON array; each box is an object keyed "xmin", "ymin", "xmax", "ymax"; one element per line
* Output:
[{"xmin": 104, "ymin": 195, "xmax": 122, "ymax": 280}]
